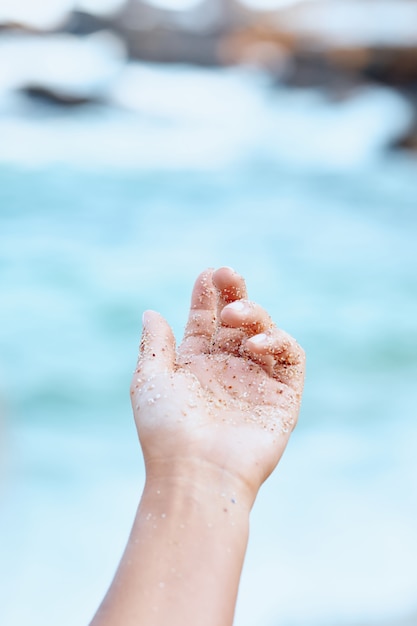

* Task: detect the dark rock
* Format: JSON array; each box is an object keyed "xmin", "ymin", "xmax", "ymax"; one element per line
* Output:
[
  {"xmin": 19, "ymin": 84, "xmax": 102, "ymax": 107},
  {"xmin": 124, "ymin": 26, "xmax": 221, "ymax": 66},
  {"xmin": 63, "ymin": 10, "xmax": 110, "ymax": 36}
]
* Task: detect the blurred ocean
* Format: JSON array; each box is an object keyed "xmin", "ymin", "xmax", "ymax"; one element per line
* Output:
[{"xmin": 1, "ymin": 64, "xmax": 417, "ymax": 626}]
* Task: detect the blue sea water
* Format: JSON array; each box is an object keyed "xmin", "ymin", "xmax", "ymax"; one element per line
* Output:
[{"xmin": 0, "ymin": 64, "xmax": 417, "ymax": 626}]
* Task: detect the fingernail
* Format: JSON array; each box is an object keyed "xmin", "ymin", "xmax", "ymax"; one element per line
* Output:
[
  {"xmin": 227, "ymin": 300, "xmax": 245, "ymax": 311},
  {"xmin": 217, "ymin": 265, "xmax": 236, "ymax": 274},
  {"xmin": 142, "ymin": 310, "xmax": 150, "ymax": 328},
  {"xmin": 249, "ymin": 333, "xmax": 268, "ymax": 345}
]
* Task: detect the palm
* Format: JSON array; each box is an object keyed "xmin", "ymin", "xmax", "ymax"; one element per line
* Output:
[{"xmin": 179, "ymin": 340, "xmax": 297, "ymax": 432}]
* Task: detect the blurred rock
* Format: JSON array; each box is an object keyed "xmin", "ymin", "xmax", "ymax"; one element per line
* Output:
[
  {"xmin": 0, "ymin": 31, "xmax": 125, "ymax": 106},
  {"xmin": 393, "ymin": 129, "xmax": 417, "ymax": 152},
  {"xmin": 389, "ymin": 99, "xmax": 417, "ymax": 152},
  {"xmin": 222, "ymin": 0, "xmax": 417, "ymax": 150},
  {"xmin": 63, "ymin": 9, "xmax": 111, "ymax": 36},
  {"xmin": 1, "ymin": 0, "xmax": 417, "ymax": 148},
  {"xmin": 121, "ymin": 24, "xmax": 222, "ymax": 65},
  {"xmin": 19, "ymin": 85, "xmax": 103, "ymax": 107},
  {"xmin": 225, "ymin": 0, "xmax": 417, "ymax": 90},
  {"xmin": 108, "ymin": 0, "xmax": 253, "ymax": 66},
  {"xmin": 5, "ymin": 0, "xmax": 417, "ymax": 91}
]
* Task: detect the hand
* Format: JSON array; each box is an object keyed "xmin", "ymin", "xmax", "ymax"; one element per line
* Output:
[{"xmin": 131, "ymin": 267, "xmax": 305, "ymax": 505}]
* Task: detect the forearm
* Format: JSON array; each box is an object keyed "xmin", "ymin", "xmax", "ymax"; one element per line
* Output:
[{"xmin": 90, "ymin": 461, "xmax": 252, "ymax": 626}]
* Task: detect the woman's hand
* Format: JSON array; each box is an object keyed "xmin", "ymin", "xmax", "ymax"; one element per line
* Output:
[{"xmin": 131, "ymin": 267, "xmax": 305, "ymax": 506}]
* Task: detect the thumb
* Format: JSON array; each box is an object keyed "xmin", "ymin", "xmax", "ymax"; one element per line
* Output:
[{"xmin": 137, "ymin": 310, "xmax": 176, "ymax": 377}]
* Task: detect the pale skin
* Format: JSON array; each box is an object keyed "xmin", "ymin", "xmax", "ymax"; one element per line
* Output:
[{"xmin": 90, "ymin": 266, "xmax": 305, "ymax": 626}]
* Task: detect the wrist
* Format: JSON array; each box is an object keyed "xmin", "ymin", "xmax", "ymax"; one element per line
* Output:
[{"xmin": 142, "ymin": 456, "xmax": 256, "ymax": 516}]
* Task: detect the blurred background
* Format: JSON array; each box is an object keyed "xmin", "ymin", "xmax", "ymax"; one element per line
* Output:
[{"xmin": 1, "ymin": 1, "xmax": 417, "ymax": 625}]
